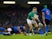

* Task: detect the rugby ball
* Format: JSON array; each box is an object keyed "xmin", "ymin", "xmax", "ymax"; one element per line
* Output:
[
  {"xmin": 34, "ymin": 14, "xmax": 38, "ymax": 19},
  {"xmin": 39, "ymin": 23, "xmax": 43, "ymax": 27}
]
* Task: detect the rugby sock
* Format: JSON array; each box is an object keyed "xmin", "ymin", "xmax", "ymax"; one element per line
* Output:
[
  {"xmin": 45, "ymin": 26, "xmax": 48, "ymax": 33},
  {"xmin": 30, "ymin": 30, "xmax": 32, "ymax": 33},
  {"xmin": 39, "ymin": 29, "xmax": 43, "ymax": 35}
]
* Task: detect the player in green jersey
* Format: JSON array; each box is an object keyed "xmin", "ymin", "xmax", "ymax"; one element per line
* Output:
[{"xmin": 27, "ymin": 7, "xmax": 40, "ymax": 35}]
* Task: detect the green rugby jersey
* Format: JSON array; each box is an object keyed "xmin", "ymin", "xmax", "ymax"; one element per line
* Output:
[{"xmin": 27, "ymin": 11, "xmax": 37, "ymax": 20}]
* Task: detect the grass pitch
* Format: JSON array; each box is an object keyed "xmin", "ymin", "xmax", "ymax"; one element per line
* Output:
[{"xmin": 0, "ymin": 33, "xmax": 52, "ymax": 39}]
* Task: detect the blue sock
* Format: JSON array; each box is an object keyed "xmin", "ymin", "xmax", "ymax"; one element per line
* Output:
[
  {"xmin": 45, "ymin": 26, "xmax": 48, "ymax": 33},
  {"xmin": 39, "ymin": 29, "xmax": 43, "ymax": 35}
]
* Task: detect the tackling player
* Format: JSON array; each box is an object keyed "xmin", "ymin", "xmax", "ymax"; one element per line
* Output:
[{"xmin": 42, "ymin": 5, "xmax": 51, "ymax": 35}]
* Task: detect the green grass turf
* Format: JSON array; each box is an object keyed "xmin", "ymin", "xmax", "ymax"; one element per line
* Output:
[{"xmin": 0, "ymin": 33, "xmax": 52, "ymax": 39}]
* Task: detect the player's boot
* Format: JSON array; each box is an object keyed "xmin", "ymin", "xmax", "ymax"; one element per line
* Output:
[{"xmin": 29, "ymin": 30, "xmax": 32, "ymax": 36}]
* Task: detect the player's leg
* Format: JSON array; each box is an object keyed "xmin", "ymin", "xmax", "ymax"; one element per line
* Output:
[
  {"xmin": 27, "ymin": 19, "xmax": 33, "ymax": 34},
  {"xmin": 45, "ymin": 19, "xmax": 50, "ymax": 35},
  {"xmin": 33, "ymin": 20, "xmax": 39, "ymax": 33}
]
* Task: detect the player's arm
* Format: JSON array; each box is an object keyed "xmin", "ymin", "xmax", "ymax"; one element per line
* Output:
[
  {"xmin": 31, "ymin": 17, "xmax": 35, "ymax": 20},
  {"xmin": 42, "ymin": 12, "xmax": 46, "ymax": 26}
]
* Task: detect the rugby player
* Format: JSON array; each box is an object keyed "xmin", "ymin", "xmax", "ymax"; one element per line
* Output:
[
  {"xmin": 42, "ymin": 5, "xmax": 51, "ymax": 35},
  {"xmin": 27, "ymin": 7, "xmax": 40, "ymax": 35}
]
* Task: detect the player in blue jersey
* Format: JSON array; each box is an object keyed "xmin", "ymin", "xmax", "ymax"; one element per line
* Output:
[
  {"xmin": 12, "ymin": 25, "xmax": 27, "ymax": 35},
  {"xmin": 41, "ymin": 5, "xmax": 51, "ymax": 35}
]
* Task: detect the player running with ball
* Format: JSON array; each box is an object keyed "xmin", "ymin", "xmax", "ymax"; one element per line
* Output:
[{"xmin": 27, "ymin": 7, "xmax": 41, "ymax": 35}]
